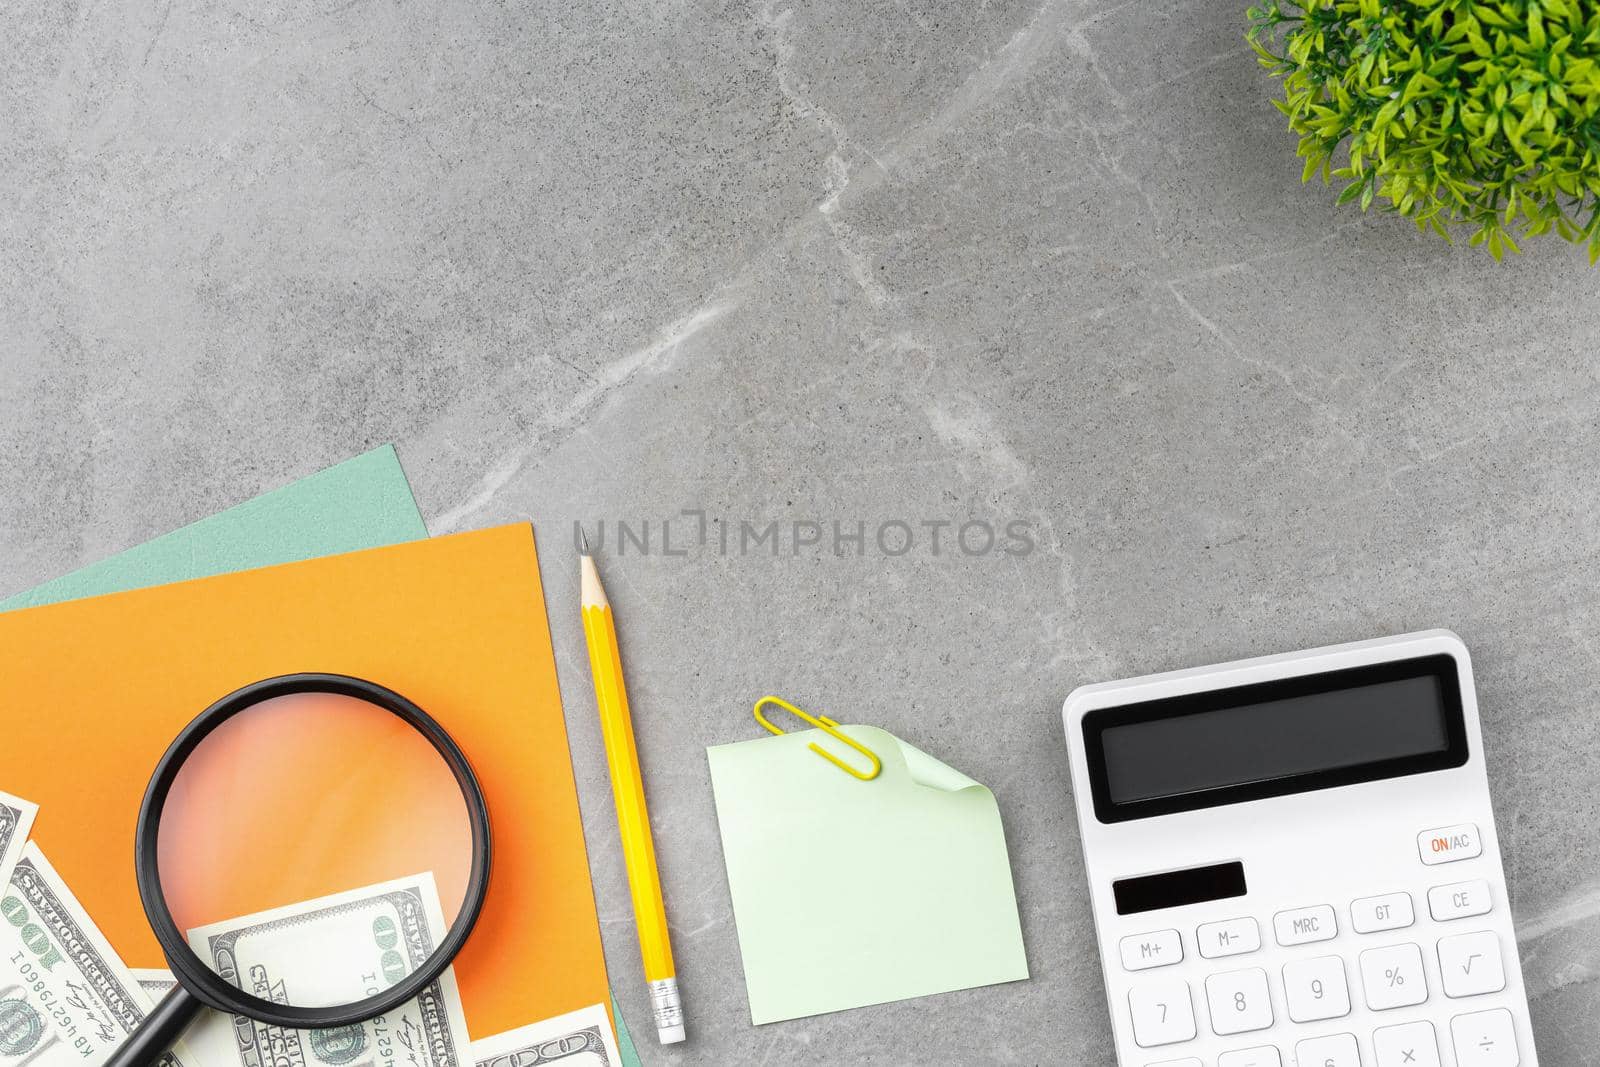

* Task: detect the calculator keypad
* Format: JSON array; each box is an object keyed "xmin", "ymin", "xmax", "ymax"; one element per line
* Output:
[
  {"xmin": 1204, "ymin": 968, "xmax": 1273, "ymax": 1035},
  {"xmin": 1115, "ymin": 826, "xmax": 1523, "ymax": 1064},
  {"xmin": 1117, "ymin": 897, "xmax": 1523, "ymax": 1063}
]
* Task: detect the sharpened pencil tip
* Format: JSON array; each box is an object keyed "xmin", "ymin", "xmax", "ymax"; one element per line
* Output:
[{"xmin": 578, "ymin": 526, "xmax": 590, "ymax": 555}]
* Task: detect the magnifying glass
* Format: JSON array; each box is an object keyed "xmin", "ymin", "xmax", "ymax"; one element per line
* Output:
[{"xmin": 106, "ymin": 674, "xmax": 491, "ymax": 1067}]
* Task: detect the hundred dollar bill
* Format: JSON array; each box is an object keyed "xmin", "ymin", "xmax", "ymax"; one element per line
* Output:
[
  {"xmin": 130, "ymin": 968, "xmax": 178, "ymax": 1000},
  {"xmin": 0, "ymin": 843, "xmax": 190, "ymax": 1067},
  {"xmin": 183, "ymin": 872, "xmax": 471, "ymax": 1067},
  {"xmin": 0, "ymin": 792, "xmax": 37, "ymax": 890},
  {"xmin": 470, "ymin": 1004, "xmax": 620, "ymax": 1067}
]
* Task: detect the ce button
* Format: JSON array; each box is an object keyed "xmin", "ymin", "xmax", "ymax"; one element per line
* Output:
[{"xmin": 1428, "ymin": 879, "xmax": 1492, "ymax": 921}]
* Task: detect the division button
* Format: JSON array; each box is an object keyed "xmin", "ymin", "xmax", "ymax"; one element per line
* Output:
[{"xmin": 1450, "ymin": 1007, "xmax": 1519, "ymax": 1066}]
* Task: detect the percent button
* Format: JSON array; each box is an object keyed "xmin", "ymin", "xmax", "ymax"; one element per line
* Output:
[{"xmin": 1360, "ymin": 942, "xmax": 1429, "ymax": 1011}]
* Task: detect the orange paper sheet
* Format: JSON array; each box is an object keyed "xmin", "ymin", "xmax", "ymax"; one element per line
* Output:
[{"xmin": 0, "ymin": 524, "xmax": 608, "ymax": 1038}]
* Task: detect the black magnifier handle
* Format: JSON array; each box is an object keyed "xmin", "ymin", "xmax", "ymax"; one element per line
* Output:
[{"xmin": 107, "ymin": 983, "xmax": 203, "ymax": 1067}]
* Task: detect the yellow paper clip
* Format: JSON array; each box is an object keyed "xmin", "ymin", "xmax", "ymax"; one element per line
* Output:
[{"xmin": 753, "ymin": 695, "xmax": 882, "ymax": 781}]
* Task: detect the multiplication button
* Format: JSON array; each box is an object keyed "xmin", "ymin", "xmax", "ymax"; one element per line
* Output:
[
  {"xmin": 1120, "ymin": 929, "xmax": 1182, "ymax": 971},
  {"xmin": 1374, "ymin": 1020, "xmax": 1440, "ymax": 1067}
]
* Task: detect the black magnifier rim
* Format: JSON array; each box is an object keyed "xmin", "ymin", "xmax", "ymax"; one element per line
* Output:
[{"xmin": 134, "ymin": 673, "xmax": 492, "ymax": 1030}]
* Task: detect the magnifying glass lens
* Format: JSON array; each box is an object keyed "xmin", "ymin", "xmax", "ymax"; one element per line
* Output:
[{"xmin": 155, "ymin": 691, "xmax": 475, "ymax": 1010}]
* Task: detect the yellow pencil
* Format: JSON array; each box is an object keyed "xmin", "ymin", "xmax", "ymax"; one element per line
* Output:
[{"xmin": 579, "ymin": 531, "xmax": 685, "ymax": 1045}]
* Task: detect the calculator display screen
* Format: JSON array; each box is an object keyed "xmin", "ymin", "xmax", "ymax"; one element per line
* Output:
[{"xmin": 1082, "ymin": 654, "xmax": 1468, "ymax": 822}]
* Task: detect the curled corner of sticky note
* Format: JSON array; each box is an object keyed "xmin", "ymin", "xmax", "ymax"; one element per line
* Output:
[
  {"xmin": 837, "ymin": 725, "xmax": 986, "ymax": 794},
  {"xmin": 892, "ymin": 737, "xmax": 986, "ymax": 793}
]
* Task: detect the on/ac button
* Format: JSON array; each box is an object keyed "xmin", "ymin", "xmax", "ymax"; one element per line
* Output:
[{"xmin": 1417, "ymin": 823, "xmax": 1481, "ymax": 865}]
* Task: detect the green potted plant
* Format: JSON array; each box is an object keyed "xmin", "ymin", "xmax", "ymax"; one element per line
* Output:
[{"xmin": 1247, "ymin": 0, "xmax": 1600, "ymax": 261}]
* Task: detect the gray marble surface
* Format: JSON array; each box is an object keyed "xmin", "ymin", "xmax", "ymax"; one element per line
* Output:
[{"xmin": 3, "ymin": 0, "xmax": 1598, "ymax": 1063}]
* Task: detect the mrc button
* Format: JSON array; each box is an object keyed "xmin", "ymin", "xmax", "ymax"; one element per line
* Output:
[
  {"xmin": 1274, "ymin": 904, "xmax": 1337, "ymax": 946},
  {"xmin": 1418, "ymin": 823, "xmax": 1482, "ymax": 865}
]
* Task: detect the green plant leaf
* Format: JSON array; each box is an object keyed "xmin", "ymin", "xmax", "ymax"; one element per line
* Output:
[{"xmin": 1245, "ymin": 0, "xmax": 1600, "ymax": 262}]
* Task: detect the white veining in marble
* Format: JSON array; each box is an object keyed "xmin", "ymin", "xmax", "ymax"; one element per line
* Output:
[{"xmin": 3, "ymin": 0, "xmax": 1597, "ymax": 1062}]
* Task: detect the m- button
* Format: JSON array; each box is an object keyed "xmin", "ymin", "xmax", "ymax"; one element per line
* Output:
[
  {"xmin": 1120, "ymin": 928, "xmax": 1182, "ymax": 971},
  {"xmin": 1274, "ymin": 904, "xmax": 1337, "ymax": 946},
  {"xmin": 1418, "ymin": 823, "xmax": 1482, "ymax": 865},
  {"xmin": 1198, "ymin": 917, "xmax": 1261, "ymax": 959}
]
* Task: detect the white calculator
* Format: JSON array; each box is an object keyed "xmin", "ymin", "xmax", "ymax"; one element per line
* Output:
[{"xmin": 1063, "ymin": 630, "xmax": 1535, "ymax": 1067}]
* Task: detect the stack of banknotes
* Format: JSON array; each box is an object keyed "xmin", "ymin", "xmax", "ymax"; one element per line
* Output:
[{"xmin": 0, "ymin": 789, "xmax": 621, "ymax": 1067}]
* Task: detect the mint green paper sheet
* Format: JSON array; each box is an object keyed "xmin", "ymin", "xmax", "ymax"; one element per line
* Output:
[
  {"xmin": 0, "ymin": 445, "xmax": 645, "ymax": 1065},
  {"xmin": 707, "ymin": 725, "xmax": 1029, "ymax": 1024},
  {"xmin": 0, "ymin": 446, "xmax": 426, "ymax": 610},
  {"xmin": 610, "ymin": 993, "xmax": 641, "ymax": 1063}
]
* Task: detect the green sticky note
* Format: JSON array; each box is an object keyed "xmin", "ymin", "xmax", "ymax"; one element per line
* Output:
[
  {"xmin": 0, "ymin": 446, "xmax": 427, "ymax": 610},
  {"xmin": 707, "ymin": 725, "xmax": 1029, "ymax": 1024},
  {"xmin": 1, "ymin": 445, "xmax": 645, "ymax": 1066}
]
